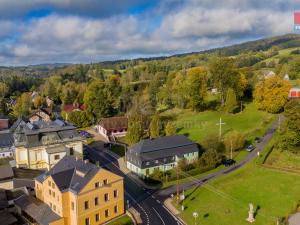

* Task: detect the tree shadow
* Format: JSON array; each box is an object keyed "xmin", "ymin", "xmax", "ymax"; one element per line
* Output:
[
  {"xmin": 203, "ymin": 213, "xmax": 209, "ymax": 218},
  {"xmin": 254, "ymin": 205, "xmax": 261, "ymax": 218}
]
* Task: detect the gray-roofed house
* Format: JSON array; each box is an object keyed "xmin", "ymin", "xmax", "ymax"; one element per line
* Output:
[
  {"xmin": 34, "ymin": 155, "xmax": 125, "ymax": 225},
  {"xmin": 126, "ymin": 135, "xmax": 199, "ymax": 177},
  {"xmin": 0, "ymin": 131, "xmax": 14, "ymax": 159},
  {"xmin": 14, "ymin": 119, "xmax": 83, "ymax": 170},
  {"xmin": 14, "ymin": 194, "xmax": 64, "ymax": 225}
]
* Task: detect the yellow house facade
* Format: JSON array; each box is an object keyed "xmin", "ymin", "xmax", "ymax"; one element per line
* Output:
[
  {"xmin": 14, "ymin": 119, "xmax": 83, "ymax": 170},
  {"xmin": 35, "ymin": 155, "xmax": 125, "ymax": 225}
]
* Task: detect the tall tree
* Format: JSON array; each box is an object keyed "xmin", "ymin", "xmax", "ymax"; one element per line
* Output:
[
  {"xmin": 165, "ymin": 121, "xmax": 177, "ymax": 136},
  {"xmin": 209, "ymin": 57, "xmax": 239, "ymax": 106},
  {"xmin": 84, "ymin": 80, "xmax": 114, "ymax": 121},
  {"xmin": 253, "ymin": 75, "xmax": 291, "ymax": 113},
  {"xmin": 12, "ymin": 93, "xmax": 32, "ymax": 117},
  {"xmin": 0, "ymin": 82, "xmax": 9, "ymax": 98},
  {"xmin": 186, "ymin": 67, "xmax": 207, "ymax": 111},
  {"xmin": 126, "ymin": 113, "xmax": 144, "ymax": 145},
  {"xmin": 224, "ymin": 88, "xmax": 238, "ymax": 113},
  {"xmin": 149, "ymin": 114, "xmax": 161, "ymax": 138}
]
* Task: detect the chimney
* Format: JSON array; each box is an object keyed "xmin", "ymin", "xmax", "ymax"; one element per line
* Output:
[{"xmin": 95, "ymin": 161, "xmax": 100, "ymax": 167}]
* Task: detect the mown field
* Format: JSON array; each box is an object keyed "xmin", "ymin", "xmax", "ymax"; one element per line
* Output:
[
  {"xmin": 162, "ymin": 102, "xmax": 276, "ymax": 144},
  {"xmin": 175, "ymin": 158, "xmax": 300, "ymax": 225}
]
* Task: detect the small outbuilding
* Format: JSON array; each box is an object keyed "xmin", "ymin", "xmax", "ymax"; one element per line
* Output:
[{"xmin": 96, "ymin": 116, "xmax": 128, "ymax": 141}]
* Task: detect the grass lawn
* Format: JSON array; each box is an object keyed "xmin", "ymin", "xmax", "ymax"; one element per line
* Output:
[
  {"xmin": 162, "ymin": 102, "xmax": 276, "ymax": 143},
  {"xmin": 175, "ymin": 155, "xmax": 300, "ymax": 225},
  {"xmin": 106, "ymin": 215, "xmax": 134, "ymax": 225}
]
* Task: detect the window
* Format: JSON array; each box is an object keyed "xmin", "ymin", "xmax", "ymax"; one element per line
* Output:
[
  {"xmin": 155, "ymin": 160, "xmax": 159, "ymax": 164},
  {"xmin": 103, "ymin": 179, "xmax": 108, "ymax": 185},
  {"xmin": 95, "ymin": 182, "xmax": 99, "ymax": 188},
  {"xmin": 54, "ymin": 155, "xmax": 60, "ymax": 160},
  {"xmin": 52, "ymin": 192, "xmax": 55, "ymax": 198},
  {"xmin": 114, "ymin": 205, "xmax": 118, "ymax": 214},
  {"xmin": 95, "ymin": 213, "xmax": 99, "ymax": 222},
  {"xmin": 52, "ymin": 182, "xmax": 55, "ymax": 189},
  {"xmin": 104, "ymin": 193, "xmax": 109, "ymax": 202},
  {"xmin": 71, "ymin": 202, "xmax": 74, "ymax": 211},
  {"xmin": 145, "ymin": 161, "xmax": 150, "ymax": 166},
  {"xmin": 114, "ymin": 190, "xmax": 118, "ymax": 198},
  {"xmin": 53, "ymin": 204, "xmax": 56, "ymax": 211},
  {"xmin": 49, "ymin": 189, "xmax": 51, "ymax": 195},
  {"xmin": 105, "ymin": 209, "xmax": 109, "ymax": 218},
  {"xmin": 85, "ymin": 218, "xmax": 90, "ymax": 225},
  {"xmin": 50, "ymin": 203, "xmax": 52, "ymax": 208},
  {"xmin": 48, "ymin": 180, "xmax": 51, "ymax": 186},
  {"xmin": 70, "ymin": 147, "xmax": 74, "ymax": 156},
  {"xmin": 84, "ymin": 201, "xmax": 89, "ymax": 210},
  {"xmin": 94, "ymin": 197, "xmax": 98, "ymax": 206}
]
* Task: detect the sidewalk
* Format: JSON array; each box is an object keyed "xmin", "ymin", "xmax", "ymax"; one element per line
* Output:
[{"xmin": 164, "ymin": 198, "xmax": 187, "ymax": 225}]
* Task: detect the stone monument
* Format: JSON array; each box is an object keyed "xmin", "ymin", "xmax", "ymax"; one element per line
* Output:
[{"xmin": 246, "ymin": 203, "xmax": 255, "ymax": 223}]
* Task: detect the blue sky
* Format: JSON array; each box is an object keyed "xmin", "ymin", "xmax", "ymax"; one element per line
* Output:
[{"xmin": 0, "ymin": 0, "xmax": 298, "ymax": 66}]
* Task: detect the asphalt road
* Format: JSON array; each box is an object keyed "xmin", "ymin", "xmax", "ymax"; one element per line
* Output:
[
  {"xmin": 85, "ymin": 145, "xmax": 183, "ymax": 225},
  {"xmin": 85, "ymin": 116, "xmax": 280, "ymax": 225}
]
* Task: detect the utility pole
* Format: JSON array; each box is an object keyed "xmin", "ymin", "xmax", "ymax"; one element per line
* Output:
[
  {"xmin": 216, "ymin": 117, "xmax": 226, "ymax": 140},
  {"xmin": 240, "ymin": 101, "xmax": 243, "ymax": 112},
  {"xmin": 278, "ymin": 114, "xmax": 281, "ymax": 131},
  {"xmin": 230, "ymin": 139, "xmax": 233, "ymax": 159},
  {"xmin": 176, "ymin": 165, "xmax": 179, "ymax": 203}
]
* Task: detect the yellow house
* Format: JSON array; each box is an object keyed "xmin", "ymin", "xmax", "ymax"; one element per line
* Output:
[
  {"xmin": 34, "ymin": 155, "xmax": 125, "ymax": 225},
  {"xmin": 14, "ymin": 119, "xmax": 83, "ymax": 170}
]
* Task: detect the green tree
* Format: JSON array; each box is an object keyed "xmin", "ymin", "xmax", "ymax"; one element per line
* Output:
[
  {"xmin": 209, "ymin": 57, "xmax": 240, "ymax": 106},
  {"xmin": 84, "ymin": 80, "xmax": 114, "ymax": 121},
  {"xmin": 223, "ymin": 130, "xmax": 245, "ymax": 155},
  {"xmin": 0, "ymin": 82, "xmax": 9, "ymax": 98},
  {"xmin": 253, "ymin": 75, "xmax": 291, "ymax": 113},
  {"xmin": 186, "ymin": 67, "xmax": 207, "ymax": 111},
  {"xmin": 165, "ymin": 121, "xmax": 177, "ymax": 136},
  {"xmin": 149, "ymin": 114, "xmax": 161, "ymax": 138},
  {"xmin": 224, "ymin": 88, "xmax": 238, "ymax": 113},
  {"xmin": 12, "ymin": 93, "xmax": 32, "ymax": 117},
  {"xmin": 126, "ymin": 113, "xmax": 144, "ymax": 145}
]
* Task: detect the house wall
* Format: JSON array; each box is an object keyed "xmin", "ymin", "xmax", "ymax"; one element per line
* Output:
[
  {"xmin": 76, "ymin": 169, "xmax": 124, "ymax": 225},
  {"xmin": 0, "ymin": 147, "xmax": 14, "ymax": 158},
  {"xmin": 127, "ymin": 151, "xmax": 199, "ymax": 177},
  {"xmin": 35, "ymin": 168, "xmax": 124, "ymax": 225}
]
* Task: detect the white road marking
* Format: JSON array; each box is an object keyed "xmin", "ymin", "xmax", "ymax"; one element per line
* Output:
[
  {"xmin": 152, "ymin": 207, "xmax": 166, "ymax": 225},
  {"xmin": 163, "ymin": 205, "xmax": 185, "ymax": 225}
]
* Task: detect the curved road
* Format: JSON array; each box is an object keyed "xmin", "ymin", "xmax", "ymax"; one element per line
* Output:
[{"xmin": 86, "ymin": 116, "xmax": 280, "ymax": 225}]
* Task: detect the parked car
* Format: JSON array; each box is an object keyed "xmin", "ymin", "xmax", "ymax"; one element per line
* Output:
[
  {"xmin": 245, "ymin": 145, "xmax": 255, "ymax": 152},
  {"xmin": 222, "ymin": 159, "xmax": 236, "ymax": 167},
  {"xmin": 79, "ymin": 130, "xmax": 93, "ymax": 138}
]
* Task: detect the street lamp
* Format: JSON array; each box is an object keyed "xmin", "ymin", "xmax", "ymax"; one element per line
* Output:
[{"xmin": 193, "ymin": 212, "xmax": 199, "ymax": 225}]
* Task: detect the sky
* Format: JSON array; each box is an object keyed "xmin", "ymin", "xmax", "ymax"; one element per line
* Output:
[{"xmin": 0, "ymin": 0, "xmax": 299, "ymax": 66}]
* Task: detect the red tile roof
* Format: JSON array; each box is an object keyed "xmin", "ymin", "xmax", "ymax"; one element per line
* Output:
[
  {"xmin": 98, "ymin": 116, "xmax": 128, "ymax": 131},
  {"xmin": 0, "ymin": 119, "xmax": 9, "ymax": 130},
  {"xmin": 63, "ymin": 104, "xmax": 85, "ymax": 112}
]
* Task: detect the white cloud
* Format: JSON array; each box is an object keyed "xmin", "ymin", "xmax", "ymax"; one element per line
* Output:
[{"xmin": 0, "ymin": 0, "xmax": 298, "ymax": 65}]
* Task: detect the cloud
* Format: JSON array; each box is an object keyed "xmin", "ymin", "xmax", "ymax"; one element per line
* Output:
[{"xmin": 0, "ymin": 0, "xmax": 298, "ymax": 65}]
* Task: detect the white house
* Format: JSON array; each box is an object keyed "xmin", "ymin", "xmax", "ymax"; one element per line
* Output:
[
  {"xmin": 0, "ymin": 131, "xmax": 14, "ymax": 158},
  {"xmin": 96, "ymin": 116, "xmax": 128, "ymax": 141}
]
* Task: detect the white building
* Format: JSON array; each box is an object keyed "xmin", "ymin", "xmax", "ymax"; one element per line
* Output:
[
  {"xmin": 0, "ymin": 131, "xmax": 14, "ymax": 158},
  {"xmin": 14, "ymin": 119, "xmax": 83, "ymax": 170},
  {"xmin": 96, "ymin": 116, "xmax": 128, "ymax": 142}
]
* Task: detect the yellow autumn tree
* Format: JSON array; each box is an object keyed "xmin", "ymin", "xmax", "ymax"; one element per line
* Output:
[{"xmin": 253, "ymin": 75, "xmax": 291, "ymax": 113}]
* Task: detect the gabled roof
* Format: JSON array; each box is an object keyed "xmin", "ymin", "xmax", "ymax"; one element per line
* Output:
[
  {"xmin": 63, "ymin": 104, "xmax": 85, "ymax": 112},
  {"xmin": 130, "ymin": 135, "xmax": 196, "ymax": 153},
  {"xmin": 98, "ymin": 116, "xmax": 128, "ymax": 131},
  {"xmin": 35, "ymin": 155, "xmax": 100, "ymax": 194},
  {"xmin": 14, "ymin": 195, "xmax": 61, "ymax": 225},
  {"xmin": 0, "ymin": 132, "xmax": 14, "ymax": 148}
]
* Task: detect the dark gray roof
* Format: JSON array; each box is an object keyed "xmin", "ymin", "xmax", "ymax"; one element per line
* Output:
[
  {"xmin": 127, "ymin": 135, "xmax": 198, "ymax": 169},
  {"xmin": 130, "ymin": 135, "xmax": 196, "ymax": 153},
  {"xmin": 0, "ymin": 165, "xmax": 14, "ymax": 180},
  {"xmin": 35, "ymin": 156, "xmax": 100, "ymax": 194},
  {"xmin": 0, "ymin": 132, "xmax": 14, "ymax": 148},
  {"xmin": 14, "ymin": 119, "xmax": 82, "ymax": 148},
  {"xmin": 14, "ymin": 195, "xmax": 61, "ymax": 225},
  {"xmin": 0, "ymin": 211, "xmax": 18, "ymax": 225}
]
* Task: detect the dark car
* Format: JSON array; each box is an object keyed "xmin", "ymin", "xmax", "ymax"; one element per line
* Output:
[
  {"xmin": 223, "ymin": 159, "xmax": 236, "ymax": 167},
  {"xmin": 79, "ymin": 130, "xmax": 93, "ymax": 138},
  {"xmin": 245, "ymin": 145, "xmax": 255, "ymax": 152}
]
